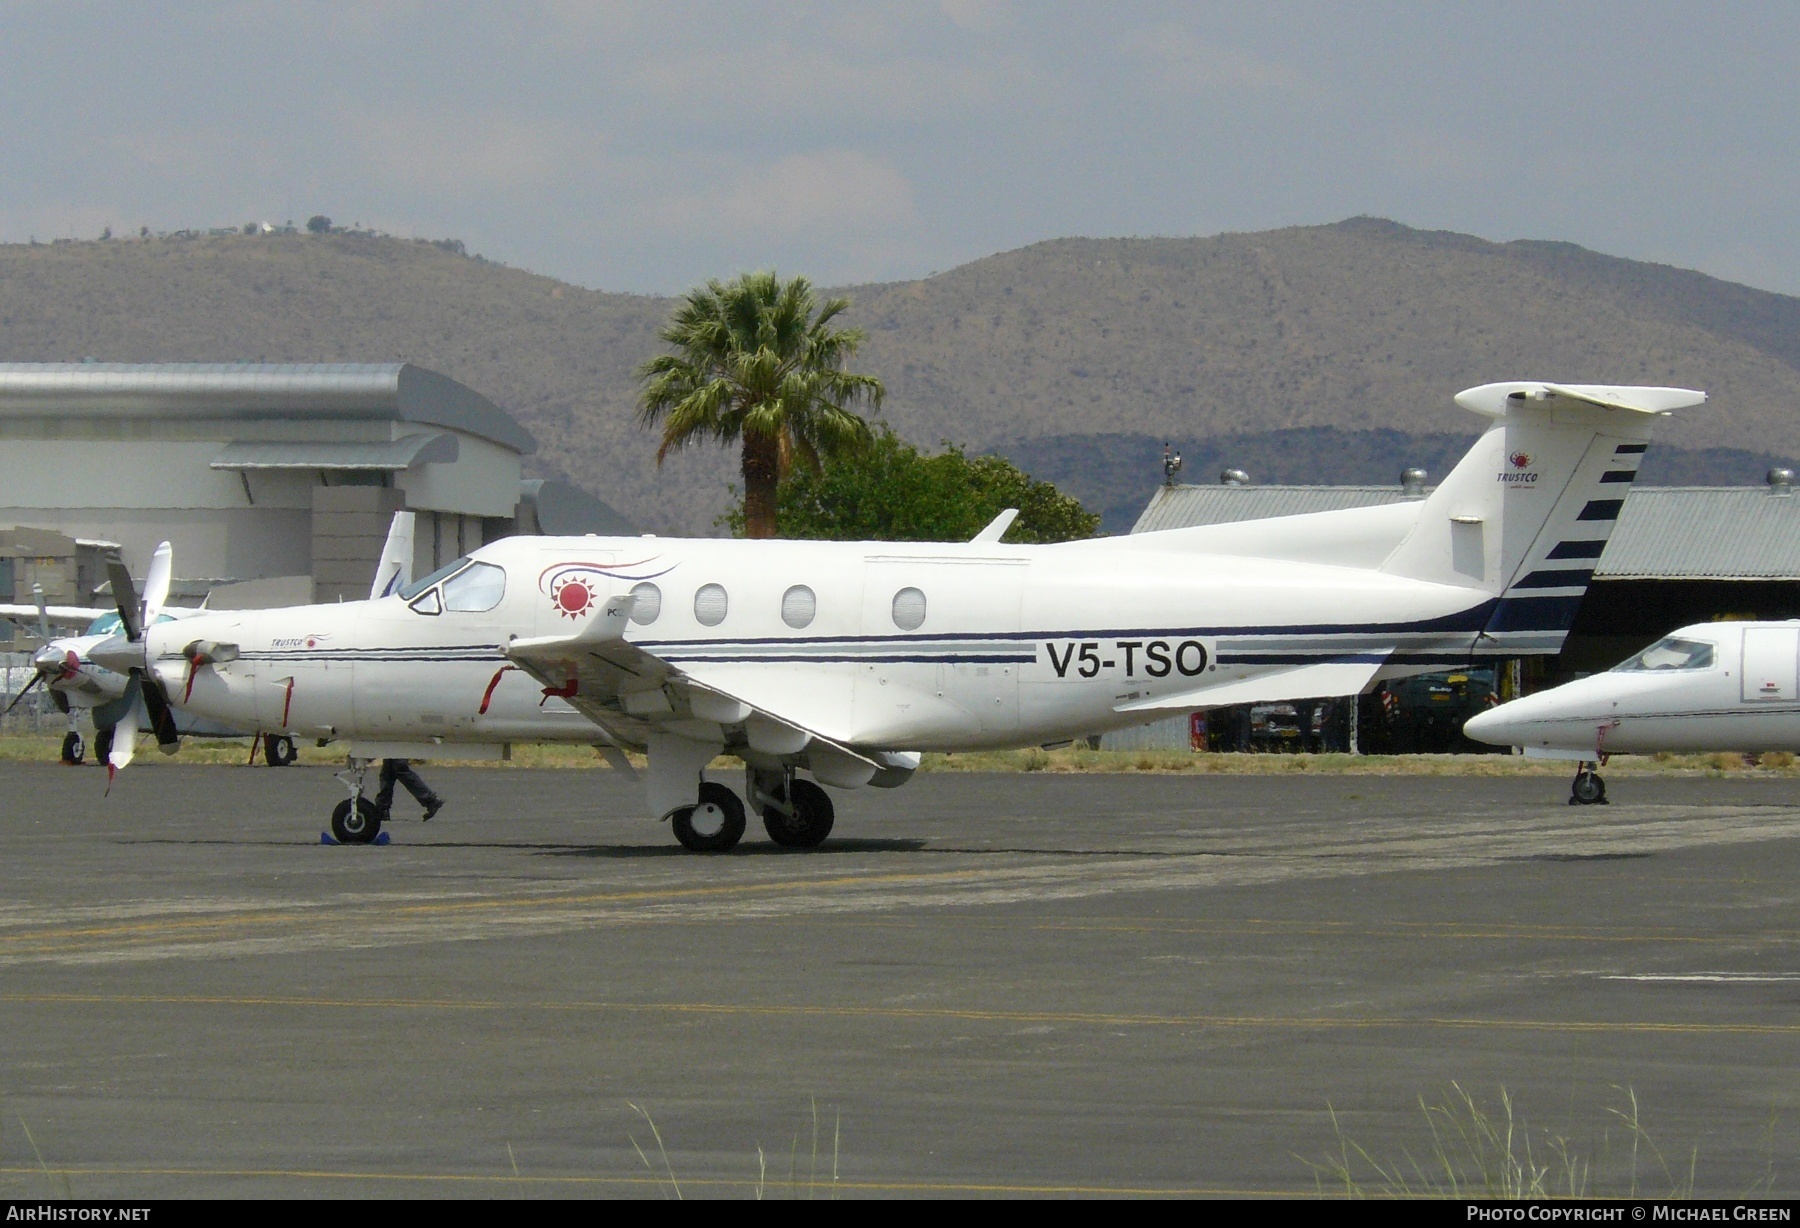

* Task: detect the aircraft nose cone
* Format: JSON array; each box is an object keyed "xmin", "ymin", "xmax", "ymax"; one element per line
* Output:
[{"xmin": 1461, "ymin": 705, "xmax": 1514, "ymax": 746}]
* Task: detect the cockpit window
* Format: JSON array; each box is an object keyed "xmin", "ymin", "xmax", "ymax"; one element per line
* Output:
[
  {"xmin": 398, "ymin": 557, "xmax": 470, "ymax": 601},
  {"xmin": 82, "ymin": 611, "xmax": 174, "ymax": 636},
  {"xmin": 1615, "ymin": 636, "xmax": 1716, "ymax": 672},
  {"xmin": 442, "ymin": 562, "xmax": 506, "ymax": 612}
]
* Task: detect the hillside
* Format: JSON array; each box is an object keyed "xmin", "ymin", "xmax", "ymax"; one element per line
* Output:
[{"xmin": 2, "ymin": 218, "xmax": 1798, "ymax": 534}]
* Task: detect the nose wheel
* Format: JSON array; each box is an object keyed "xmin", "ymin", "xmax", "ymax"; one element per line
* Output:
[
  {"xmin": 1569, "ymin": 764, "xmax": 1608, "ymax": 806},
  {"xmin": 60, "ymin": 730, "xmax": 85, "ymax": 765},
  {"xmin": 670, "ymin": 781, "xmax": 747, "ymax": 852},
  {"xmin": 329, "ymin": 758, "xmax": 384, "ymax": 844}
]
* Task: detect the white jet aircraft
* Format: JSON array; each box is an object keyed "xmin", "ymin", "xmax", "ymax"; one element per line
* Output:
[
  {"xmin": 1464, "ymin": 620, "xmax": 1800, "ymax": 805},
  {"xmin": 93, "ymin": 381, "xmax": 1704, "ymax": 849}
]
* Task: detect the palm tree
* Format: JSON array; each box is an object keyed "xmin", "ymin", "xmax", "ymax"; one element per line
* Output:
[{"xmin": 638, "ymin": 271, "xmax": 883, "ymax": 538}]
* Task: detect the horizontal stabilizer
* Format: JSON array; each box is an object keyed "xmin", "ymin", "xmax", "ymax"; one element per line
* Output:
[
  {"xmin": 1114, "ymin": 658, "xmax": 1388, "ymax": 714},
  {"xmin": 1454, "ymin": 382, "xmax": 1706, "ymax": 418}
]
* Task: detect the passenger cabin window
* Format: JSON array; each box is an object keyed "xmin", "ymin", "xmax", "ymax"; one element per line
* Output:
[
  {"xmin": 781, "ymin": 585, "xmax": 816, "ymax": 629},
  {"xmin": 1615, "ymin": 636, "xmax": 1716, "ymax": 672},
  {"xmin": 891, "ymin": 587, "xmax": 927, "ymax": 631},
  {"xmin": 629, "ymin": 582, "xmax": 662, "ymax": 625},
  {"xmin": 443, "ymin": 562, "xmax": 506, "ymax": 612},
  {"xmin": 694, "ymin": 583, "xmax": 728, "ymax": 627}
]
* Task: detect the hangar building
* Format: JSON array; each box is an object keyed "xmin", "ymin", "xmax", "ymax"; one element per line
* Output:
[{"xmin": 0, "ymin": 363, "xmax": 631, "ymax": 607}]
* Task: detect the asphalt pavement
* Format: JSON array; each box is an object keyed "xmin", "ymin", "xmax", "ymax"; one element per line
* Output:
[{"xmin": 1, "ymin": 760, "xmax": 1796, "ymax": 1198}]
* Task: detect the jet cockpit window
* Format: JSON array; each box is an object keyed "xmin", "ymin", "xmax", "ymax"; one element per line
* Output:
[
  {"xmin": 408, "ymin": 588, "xmax": 442, "ymax": 616},
  {"xmin": 398, "ymin": 558, "xmax": 470, "ymax": 601},
  {"xmin": 1615, "ymin": 636, "xmax": 1716, "ymax": 672},
  {"xmin": 442, "ymin": 562, "xmax": 506, "ymax": 613},
  {"xmin": 84, "ymin": 612, "xmax": 122, "ymax": 637}
]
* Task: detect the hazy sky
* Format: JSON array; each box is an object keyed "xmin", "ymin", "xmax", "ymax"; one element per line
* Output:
[{"xmin": 2, "ymin": 2, "xmax": 1795, "ymax": 296}]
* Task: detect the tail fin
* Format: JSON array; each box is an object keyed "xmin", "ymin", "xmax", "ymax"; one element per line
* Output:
[
  {"xmin": 369, "ymin": 511, "xmax": 416, "ymax": 601},
  {"xmin": 1381, "ymin": 382, "xmax": 1705, "ymax": 656}
]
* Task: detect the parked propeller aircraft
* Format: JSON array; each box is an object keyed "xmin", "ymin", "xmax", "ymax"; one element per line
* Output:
[
  {"xmin": 2, "ymin": 512, "xmax": 420, "ymax": 766},
  {"xmin": 1464, "ymin": 620, "xmax": 1800, "ymax": 804},
  {"xmin": 91, "ymin": 381, "xmax": 1703, "ymax": 849}
]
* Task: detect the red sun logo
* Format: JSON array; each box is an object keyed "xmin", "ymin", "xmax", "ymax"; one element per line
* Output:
[
  {"xmin": 1509, "ymin": 451, "xmax": 1532, "ymax": 469},
  {"xmin": 551, "ymin": 577, "xmax": 594, "ymax": 618}
]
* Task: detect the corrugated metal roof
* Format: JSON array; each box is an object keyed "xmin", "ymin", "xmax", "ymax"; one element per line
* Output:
[
  {"xmin": 1131, "ymin": 482, "xmax": 1800, "ymax": 581},
  {"xmin": 0, "ymin": 362, "xmax": 534, "ymax": 454},
  {"xmin": 1131, "ymin": 484, "xmax": 1418, "ymax": 532},
  {"xmin": 1596, "ymin": 488, "xmax": 1800, "ymax": 579}
]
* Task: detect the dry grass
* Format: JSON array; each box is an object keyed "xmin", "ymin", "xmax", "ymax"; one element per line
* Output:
[{"xmin": 6, "ymin": 734, "xmax": 1800, "ymax": 779}]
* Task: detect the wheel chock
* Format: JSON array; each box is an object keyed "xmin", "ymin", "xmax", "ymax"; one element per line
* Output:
[
  {"xmin": 319, "ymin": 832, "xmax": 392, "ymax": 846},
  {"xmin": 320, "ymin": 832, "xmax": 337, "ymax": 845}
]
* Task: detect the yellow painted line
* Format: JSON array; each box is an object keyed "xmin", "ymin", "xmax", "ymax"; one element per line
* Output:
[
  {"xmin": 3, "ymin": 991, "xmax": 1796, "ymax": 1036},
  {"xmin": 0, "ymin": 1165, "xmax": 1288, "ymax": 1195}
]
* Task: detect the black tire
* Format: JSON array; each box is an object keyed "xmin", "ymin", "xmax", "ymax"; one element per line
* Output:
[
  {"xmin": 331, "ymin": 796, "xmax": 384, "ymax": 844},
  {"xmin": 60, "ymin": 731, "xmax": 85, "ymax": 765},
  {"xmin": 761, "ymin": 777, "xmax": 835, "ymax": 849},
  {"xmin": 1570, "ymin": 769, "xmax": 1607, "ymax": 806},
  {"xmin": 263, "ymin": 734, "xmax": 298, "ymax": 767},
  {"xmin": 94, "ymin": 726, "xmax": 114, "ymax": 764},
  {"xmin": 670, "ymin": 781, "xmax": 746, "ymax": 852}
]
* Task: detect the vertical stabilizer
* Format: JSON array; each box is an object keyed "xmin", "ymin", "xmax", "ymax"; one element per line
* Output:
[
  {"xmin": 369, "ymin": 511, "xmax": 416, "ymax": 600},
  {"xmin": 1380, "ymin": 382, "xmax": 1704, "ymax": 657}
]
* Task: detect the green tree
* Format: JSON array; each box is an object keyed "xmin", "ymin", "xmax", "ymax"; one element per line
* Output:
[
  {"xmin": 723, "ymin": 425, "xmax": 1100, "ymax": 543},
  {"xmin": 638, "ymin": 271, "xmax": 883, "ymax": 539}
]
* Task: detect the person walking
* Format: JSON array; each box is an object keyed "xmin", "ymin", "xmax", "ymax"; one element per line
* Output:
[{"xmin": 375, "ymin": 758, "xmax": 443, "ymax": 822}]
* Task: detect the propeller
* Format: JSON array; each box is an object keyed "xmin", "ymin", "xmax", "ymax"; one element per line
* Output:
[
  {"xmin": 3, "ymin": 645, "xmax": 79, "ymax": 716},
  {"xmin": 95, "ymin": 543, "xmax": 182, "ymax": 781}
]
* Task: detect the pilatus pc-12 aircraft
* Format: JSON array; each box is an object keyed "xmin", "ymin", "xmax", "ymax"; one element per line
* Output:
[{"xmin": 93, "ymin": 381, "xmax": 1703, "ymax": 849}]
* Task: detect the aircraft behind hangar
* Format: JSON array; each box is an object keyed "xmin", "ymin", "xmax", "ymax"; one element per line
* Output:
[{"xmin": 92, "ymin": 381, "xmax": 1704, "ymax": 849}]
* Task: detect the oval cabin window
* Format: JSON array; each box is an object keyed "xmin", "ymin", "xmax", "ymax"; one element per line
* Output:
[
  {"xmin": 629, "ymin": 582, "xmax": 662, "ymax": 625},
  {"xmin": 891, "ymin": 586, "xmax": 927, "ymax": 631},
  {"xmin": 693, "ymin": 583, "xmax": 729, "ymax": 627},
  {"xmin": 781, "ymin": 585, "xmax": 817, "ymax": 629}
]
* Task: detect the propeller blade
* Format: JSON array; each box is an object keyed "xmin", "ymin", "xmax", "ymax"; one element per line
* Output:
[
  {"xmin": 4, "ymin": 673, "xmax": 43, "ymax": 716},
  {"xmin": 107, "ymin": 695, "xmax": 141, "ymax": 783},
  {"xmin": 106, "ymin": 554, "xmax": 142, "ymax": 641},
  {"xmin": 142, "ymin": 541, "xmax": 172, "ymax": 628},
  {"xmin": 137, "ymin": 670, "xmax": 182, "ymax": 751},
  {"xmin": 30, "ymin": 583, "xmax": 49, "ymax": 644}
]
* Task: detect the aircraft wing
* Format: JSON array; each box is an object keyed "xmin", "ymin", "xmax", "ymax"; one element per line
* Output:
[
  {"xmin": 501, "ymin": 599, "xmax": 876, "ymax": 767},
  {"xmin": 0, "ymin": 602, "xmax": 108, "ymax": 627},
  {"xmin": 1113, "ymin": 656, "xmax": 1391, "ymax": 713}
]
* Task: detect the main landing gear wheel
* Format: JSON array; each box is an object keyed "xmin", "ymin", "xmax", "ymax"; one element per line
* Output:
[
  {"xmin": 263, "ymin": 733, "xmax": 298, "ymax": 767},
  {"xmin": 331, "ymin": 796, "xmax": 384, "ymax": 844},
  {"xmin": 94, "ymin": 726, "xmax": 115, "ymax": 765},
  {"xmin": 60, "ymin": 731, "xmax": 85, "ymax": 765},
  {"xmin": 1569, "ymin": 767, "xmax": 1608, "ymax": 806},
  {"xmin": 761, "ymin": 778, "xmax": 834, "ymax": 849},
  {"xmin": 670, "ymin": 781, "xmax": 746, "ymax": 853}
]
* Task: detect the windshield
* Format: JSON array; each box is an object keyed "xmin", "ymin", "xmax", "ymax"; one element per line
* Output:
[
  {"xmin": 82, "ymin": 611, "xmax": 175, "ymax": 637},
  {"xmin": 443, "ymin": 561, "xmax": 506, "ymax": 612},
  {"xmin": 1614, "ymin": 636, "xmax": 1716, "ymax": 672},
  {"xmin": 398, "ymin": 557, "xmax": 470, "ymax": 601}
]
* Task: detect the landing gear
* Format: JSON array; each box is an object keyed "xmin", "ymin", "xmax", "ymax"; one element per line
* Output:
[
  {"xmin": 670, "ymin": 781, "xmax": 746, "ymax": 852},
  {"xmin": 94, "ymin": 726, "xmax": 114, "ymax": 764},
  {"xmin": 262, "ymin": 734, "xmax": 297, "ymax": 767},
  {"xmin": 331, "ymin": 797, "xmax": 383, "ymax": 844},
  {"xmin": 329, "ymin": 759, "xmax": 383, "ymax": 843},
  {"xmin": 756, "ymin": 773, "xmax": 835, "ymax": 849},
  {"xmin": 60, "ymin": 730, "xmax": 85, "ymax": 765},
  {"xmin": 1569, "ymin": 764, "xmax": 1608, "ymax": 806}
]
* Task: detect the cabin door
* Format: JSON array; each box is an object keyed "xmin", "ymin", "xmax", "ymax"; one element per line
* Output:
[{"xmin": 1741, "ymin": 627, "xmax": 1799, "ymax": 702}]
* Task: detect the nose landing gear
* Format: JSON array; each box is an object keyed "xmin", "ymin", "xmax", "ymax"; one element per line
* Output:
[
  {"xmin": 330, "ymin": 759, "xmax": 384, "ymax": 844},
  {"xmin": 1569, "ymin": 762, "xmax": 1608, "ymax": 806}
]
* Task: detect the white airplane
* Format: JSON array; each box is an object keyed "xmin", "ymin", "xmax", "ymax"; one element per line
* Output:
[
  {"xmin": 91, "ymin": 381, "xmax": 1704, "ymax": 849},
  {"xmin": 1464, "ymin": 619, "xmax": 1800, "ymax": 804},
  {"xmin": 4, "ymin": 514, "xmax": 419, "ymax": 767}
]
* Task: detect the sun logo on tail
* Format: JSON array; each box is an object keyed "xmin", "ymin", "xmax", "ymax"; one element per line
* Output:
[{"xmin": 1510, "ymin": 451, "xmax": 1532, "ymax": 469}]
